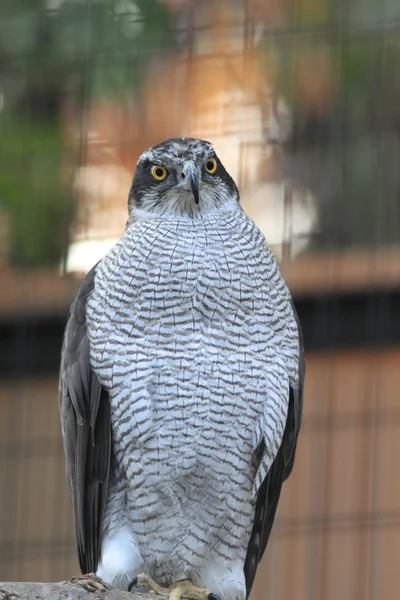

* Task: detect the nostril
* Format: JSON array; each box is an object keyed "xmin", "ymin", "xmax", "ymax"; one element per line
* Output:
[{"xmin": 180, "ymin": 172, "xmax": 186, "ymax": 179}]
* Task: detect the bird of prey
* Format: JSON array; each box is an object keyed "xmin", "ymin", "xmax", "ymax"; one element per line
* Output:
[{"xmin": 59, "ymin": 138, "xmax": 304, "ymax": 600}]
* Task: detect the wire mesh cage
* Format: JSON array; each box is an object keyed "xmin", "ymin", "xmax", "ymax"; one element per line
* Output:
[{"xmin": 0, "ymin": 1, "xmax": 400, "ymax": 599}]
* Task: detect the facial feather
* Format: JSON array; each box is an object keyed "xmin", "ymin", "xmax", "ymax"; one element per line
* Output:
[{"xmin": 128, "ymin": 138, "xmax": 239, "ymax": 220}]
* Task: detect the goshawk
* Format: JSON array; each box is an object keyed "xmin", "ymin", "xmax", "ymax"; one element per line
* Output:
[{"xmin": 59, "ymin": 137, "xmax": 304, "ymax": 600}]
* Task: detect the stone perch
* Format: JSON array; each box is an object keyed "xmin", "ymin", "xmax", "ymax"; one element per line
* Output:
[{"xmin": 0, "ymin": 575, "xmax": 157, "ymax": 600}]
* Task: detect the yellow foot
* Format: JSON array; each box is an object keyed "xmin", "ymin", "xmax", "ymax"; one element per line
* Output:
[
  {"xmin": 71, "ymin": 574, "xmax": 108, "ymax": 593},
  {"xmin": 128, "ymin": 574, "xmax": 221, "ymax": 600},
  {"xmin": 129, "ymin": 573, "xmax": 169, "ymax": 595},
  {"xmin": 169, "ymin": 579, "xmax": 220, "ymax": 600}
]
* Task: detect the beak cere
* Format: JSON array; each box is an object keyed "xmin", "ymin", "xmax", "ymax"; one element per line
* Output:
[{"xmin": 188, "ymin": 168, "xmax": 200, "ymax": 205}]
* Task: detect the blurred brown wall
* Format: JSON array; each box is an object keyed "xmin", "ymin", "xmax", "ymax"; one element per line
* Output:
[{"xmin": 1, "ymin": 348, "xmax": 399, "ymax": 598}]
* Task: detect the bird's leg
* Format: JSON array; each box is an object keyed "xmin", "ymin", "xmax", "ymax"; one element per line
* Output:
[
  {"xmin": 168, "ymin": 579, "xmax": 220, "ymax": 600},
  {"xmin": 128, "ymin": 573, "xmax": 169, "ymax": 595},
  {"xmin": 129, "ymin": 575, "xmax": 221, "ymax": 600}
]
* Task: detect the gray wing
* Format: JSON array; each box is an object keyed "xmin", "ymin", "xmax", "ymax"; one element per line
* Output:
[
  {"xmin": 244, "ymin": 301, "xmax": 305, "ymax": 597},
  {"xmin": 59, "ymin": 264, "xmax": 111, "ymax": 574}
]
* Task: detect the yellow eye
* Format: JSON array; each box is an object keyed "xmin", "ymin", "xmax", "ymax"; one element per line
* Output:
[
  {"xmin": 151, "ymin": 165, "xmax": 168, "ymax": 181},
  {"xmin": 205, "ymin": 157, "xmax": 217, "ymax": 174}
]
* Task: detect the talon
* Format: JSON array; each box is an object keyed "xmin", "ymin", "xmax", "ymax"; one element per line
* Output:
[
  {"xmin": 128, "ymin": 576, "xmax": 139, "ymax": 592},
  {"xmin": 127, "ymin": 574, "xmax": 219, "ymax": 600},
  {"xmin": 129, "ymin": 573, "xmax": 169, "ymax": 596},
  {"xmin": 71, "ymin": 574, "xmax": 108, "ymax": 593},
  {"xmin": 168, "ymin": 580, "xmax": 215, "ymax": 600}
]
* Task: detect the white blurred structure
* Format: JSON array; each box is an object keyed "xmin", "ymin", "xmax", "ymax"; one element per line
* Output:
[
  {"xmin": 241, "ymin": 182, "xmax": 317, "ymax": 261},
  {"xmin": 65, "ymin": 164, "xmax": 130, "ymax": 274}
]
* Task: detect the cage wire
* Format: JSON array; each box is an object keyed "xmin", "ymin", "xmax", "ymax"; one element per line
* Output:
[{"xmin": 0, "ymin": 1, "xmax": 400, "ymax": 599}]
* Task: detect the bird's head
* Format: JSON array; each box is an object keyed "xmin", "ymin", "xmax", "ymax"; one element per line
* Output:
[{"xmin": 128, "ymin": 138, "xmax": 239, "ymax": 220}]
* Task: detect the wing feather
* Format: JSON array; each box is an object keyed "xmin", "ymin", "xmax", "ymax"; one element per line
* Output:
[
  {"xmin": 59, "ymin": 265, "xmax": 111, "ymax": 574},
  {"xmin": 244, "ymin": 301, "xmax": 305, "ymax": 597}
]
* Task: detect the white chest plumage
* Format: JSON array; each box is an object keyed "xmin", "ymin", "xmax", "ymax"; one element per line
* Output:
[{"xmin": 85, "ymin": 207, "xmax": 298, "ymax": 597}]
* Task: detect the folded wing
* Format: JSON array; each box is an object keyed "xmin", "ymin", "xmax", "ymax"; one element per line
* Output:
[{"xmin": 59, "ymin": 265, "xmax": 111, "ymax": 574}]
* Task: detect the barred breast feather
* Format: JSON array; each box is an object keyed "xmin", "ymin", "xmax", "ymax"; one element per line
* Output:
[{"xmin": 83, "ymin": 206, "xmax": 300, "ymax": 598}]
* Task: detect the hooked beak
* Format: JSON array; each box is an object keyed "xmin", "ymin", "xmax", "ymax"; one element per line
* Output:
[
  {"xmin": 188, "ymin": 167, "xmax": 200, "ymax": 205},
  {"xmin": 180, "ymin": 165, "xmax": 200, "ymax": 205}
]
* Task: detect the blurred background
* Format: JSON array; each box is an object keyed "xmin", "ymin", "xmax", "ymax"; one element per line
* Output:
[{"xmin": 0, "ymin": 0, "xmax": 400, "ymax": 598}]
